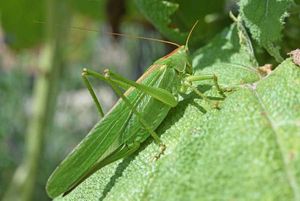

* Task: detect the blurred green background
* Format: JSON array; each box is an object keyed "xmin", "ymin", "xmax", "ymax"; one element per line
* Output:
[{"xmin": 0, "ymin": 0, "xmax": 299, "ymax": 201}]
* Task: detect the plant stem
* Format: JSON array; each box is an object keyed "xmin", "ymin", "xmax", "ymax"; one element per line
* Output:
[{"xmin": 3, "ymin": 0, "xmax": 70, "ymax": 200}]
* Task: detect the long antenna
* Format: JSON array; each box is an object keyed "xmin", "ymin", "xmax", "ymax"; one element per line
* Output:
[
  {"xmin": 185, "ymin": 20, "xmax": 199, "ymax": 48},
  {"xmin": 107, "ymin": 32, "xmax": 180, "ymax": 47},
  {"xmin": 34, "ymin": 20, "xmax": 180, "ymax": 48}
]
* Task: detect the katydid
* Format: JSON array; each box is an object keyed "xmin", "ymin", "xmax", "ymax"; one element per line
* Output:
[{"xmin": 46, "ymin": 22, "xmax": 225, "ymax": 198}]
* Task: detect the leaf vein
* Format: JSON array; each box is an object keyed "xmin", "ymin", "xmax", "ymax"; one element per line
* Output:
[{"xmin": 250, "ymin": 86, "xmax": 300, "ymax": 200}]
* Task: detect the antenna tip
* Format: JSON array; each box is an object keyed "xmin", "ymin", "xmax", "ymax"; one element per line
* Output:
[{"xmin": 185, "ymin": 20, "xmax": 199, "ymax": 47}]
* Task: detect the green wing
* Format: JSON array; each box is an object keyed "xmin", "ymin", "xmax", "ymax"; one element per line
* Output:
[
  {"xmin": 46, "ymin": 101, "xmax": 134, "ymax": 198},
  {"xmin": 46, "ymin": 65, "xmax": 179, "ymax": 198}
]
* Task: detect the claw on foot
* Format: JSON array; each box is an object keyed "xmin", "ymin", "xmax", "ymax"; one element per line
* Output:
[
  {"xmin": 152, "ymin": 144, "xmax": 166, "ymax": 161},
  {"xmin": 212, "ymin": 101, "xmax": 221, "ymax": 109}
]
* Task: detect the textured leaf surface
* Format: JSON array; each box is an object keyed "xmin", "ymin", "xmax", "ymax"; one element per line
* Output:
[
  {"xmin": 58, "ymin": 61, "xmax": 300, "ymax": 201},
  {"xmin": 239, "ymin": 0, "xmax": 293, "ymax": 62},
  {"xmin": 192, "ymin": 24, "xmax": 259, "ymax": 86},
  {"xmin": 139, "ymin": 59, "xmax": 300, "ymax": 201},
  {"xmin": 54, "ymin": 24, "xmax": 300, "ymax": 201}
]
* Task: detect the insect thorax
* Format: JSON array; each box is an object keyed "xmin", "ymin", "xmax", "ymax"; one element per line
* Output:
[{"xmin": 155, "ymin": 46, "xmax": 192, "ymax": 75}]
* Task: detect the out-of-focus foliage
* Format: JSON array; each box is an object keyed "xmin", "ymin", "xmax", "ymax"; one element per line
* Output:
[
  {"xmin": 0, "ymin": 0, "xmax": 45, "ymax": 49},
  {"xmin": 135, "ymin": 0, "xmax": 231, "ymax": 46},
  {"xmin": 0, "ymin": 69, "xmax": 29, "ymax": 197},
  {"xmin": 70, "ymin": 0, "xmax": 106, "ymax": 20},
  {"xmin": 283, "ymin": 3, "xmax": 300, "ymax": 51},
  {"xmin": 0, "ymin": 0, "xmax": 106, "ymax": 49}
]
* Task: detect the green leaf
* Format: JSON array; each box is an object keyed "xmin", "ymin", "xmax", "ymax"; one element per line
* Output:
[
  {"xmin": 138, "ymin": 59, "xmax": 300, "ymax": 201},
  {"xmin": 192, "ymin": 24, "xmax": 259, "ymax": 86},
  {"xmin": 239, "ymin": 0, "xmax": 293, "ymax": 62},
  {"xmin": 0, "ymin": 0, "xmax": 45, "ymax": 49},
  {"xmin": 53, "ymin": 23, "xmax": 299, "ymax": 201},
  {"xmin": 134, "ymin": 0, "xmax": 229, "ymax": 46},
  {"xmin": 57, "ymin": 57, "xmax": 300, "ymax": 201}
]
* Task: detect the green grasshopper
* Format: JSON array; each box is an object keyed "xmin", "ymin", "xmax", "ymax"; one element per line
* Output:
[{"xmin": 46, "ymin": 22, "xmax": 225, "ymax": 198}]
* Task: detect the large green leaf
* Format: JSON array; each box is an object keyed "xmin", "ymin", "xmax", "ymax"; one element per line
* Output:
[
  {"xmin": 52, "ymin": 23, "xmax": 298, "ymax": 201},
  {"xmin": 239, "ymin": 0, "xmax": 293, "ymax": 62},
  {"xmin": 0, "ymin": 0, "xmax": 45, "ymax": 49},
  {"xmin": 138, "ymin": 59, "xmax": 300, "ymax": 201},
  {"xmin": 57, "ymin": 59, "xmax": 300, "ymax": 200}
]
